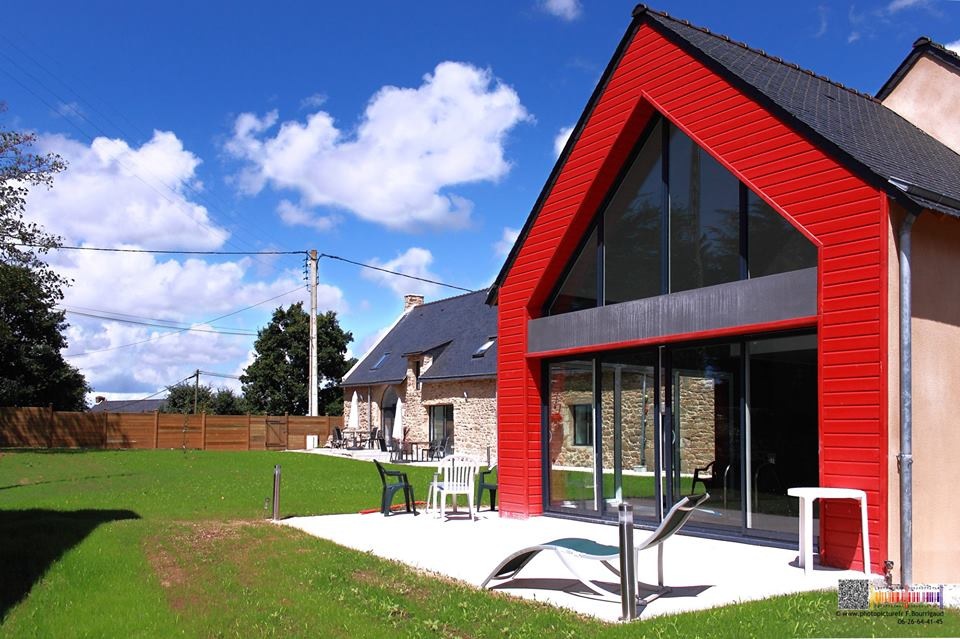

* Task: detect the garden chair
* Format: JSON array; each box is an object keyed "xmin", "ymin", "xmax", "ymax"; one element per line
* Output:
[
  {"xmin": 482, "ymin": 493, "xmax": 709, "ymax": 601},
  {"xmin": 373, "ymin": 460, "xmax": 417, "ymax": 516},
  {"xmin": 331, "ymin": 427, "xmax": 347, "ymax": 449},
  {"xmin": 476, "ymin": 464, "xmax": 498, "ymax": 511},
  {"xmin": 432, "ymin": 454, "xmax": 479, "ymax": 520},
  {"xmin": 422, "ymin": 436, "xmax": 449, "ymax": 461}
]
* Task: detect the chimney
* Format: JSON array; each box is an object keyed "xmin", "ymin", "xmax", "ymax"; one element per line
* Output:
[
  {"xmin": 95, "ymin": 396, "xmax": 106, "ymax": 404},
  {"xmin": 404, "ymin": 294, "xmax": 424, "ymax": 312}
]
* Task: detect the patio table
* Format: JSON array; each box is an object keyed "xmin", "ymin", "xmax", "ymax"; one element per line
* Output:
[{"xmin": 787, "ymin": 487, "xmax": 870, "ymax": 576}]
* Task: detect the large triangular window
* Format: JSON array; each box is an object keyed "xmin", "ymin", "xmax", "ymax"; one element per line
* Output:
[{"xmin": 546, "ymin": 115, "xmax": 816, "ymax": 316}]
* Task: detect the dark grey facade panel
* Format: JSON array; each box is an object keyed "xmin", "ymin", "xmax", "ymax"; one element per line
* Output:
[{"xmin": 527, "ymin": 268, "xmax": 817, "ymax": 354}]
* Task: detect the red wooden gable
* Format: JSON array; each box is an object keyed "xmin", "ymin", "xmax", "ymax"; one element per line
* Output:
[{"xmin": 497, "ymin": 20, "xmax": 887, "ymax": 573}]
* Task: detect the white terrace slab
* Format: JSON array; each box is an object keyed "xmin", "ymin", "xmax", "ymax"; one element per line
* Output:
[{"xmin": 282, "ymin": 509, "xmax": 868, "ymax": 622}]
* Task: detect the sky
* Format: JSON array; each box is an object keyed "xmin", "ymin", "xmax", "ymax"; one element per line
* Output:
[{"xmin": 3, "ymin": 0, "xmax": 959, "ymax": 403}]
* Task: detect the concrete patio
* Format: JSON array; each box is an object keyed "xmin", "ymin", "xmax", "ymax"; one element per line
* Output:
[{"xmin": 282, "ymin": 505, "xmax": 871, "ymax": 622}]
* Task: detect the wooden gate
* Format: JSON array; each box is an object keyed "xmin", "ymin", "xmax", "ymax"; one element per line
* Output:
[{"xmin": 265, "ymin": 416, "xmax": 287, "ymax": 450}]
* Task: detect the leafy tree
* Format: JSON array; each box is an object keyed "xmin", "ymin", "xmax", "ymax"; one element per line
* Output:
[
  {"xmin": 0, "ymin": 108, "xmax": 88, "ymax": 410},
  {"xmin": 162, "ymin": 382, "xmax": 246, "ymax": 415},
  {"xmin": 241, "ymin": 304, "xmax": 352, "ymax": 416}
]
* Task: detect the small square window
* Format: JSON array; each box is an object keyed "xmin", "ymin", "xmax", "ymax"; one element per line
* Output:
[
  {"xmin": 572, "ymin": 404, "xmax": 593, "ymax": 446},
  {"xmin": 371, "ymin": 352, "xmax": 389, "ymax": 370},
  {"xmin": 473, "ymin": 337, "xmax": 496, "ymax": 358}
]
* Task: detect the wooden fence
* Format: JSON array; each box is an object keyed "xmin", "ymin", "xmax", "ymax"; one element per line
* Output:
[{"xmin": 0, "ymin": 407, "xmax": 342, "ymax": 451}]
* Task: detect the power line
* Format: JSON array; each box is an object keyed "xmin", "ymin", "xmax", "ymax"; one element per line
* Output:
[
  {"xmin": 319, "ymin": 252, "xmax": 474, "ymax": 292},
  {"xmin": 11, "ymin": 241, "xmax": 475, "ymax": 292},
  {"xmin": 199, "ymin": 370, "xmax": 242, "ymax": 380},
  {"xmin": 9, "ymin": 242, "xmax": 303, "ymax": 256},
  {"xmin": 0, "ymin": 49, "xmax": 284, "ymax": 270},
  {"xmin": 63, "ymin": 285, "xmax": 307, "ymax": 358},
  {"xmin": 62, "ymin": 304, "xmax": 254, "ymax": 332},
  {"xmin": 94, "ymin": 372, "xmax": 197, "ymax": 413},
  {"xmin": 61, "ymin": 309, "xmax": 258, "ymax": 336}
]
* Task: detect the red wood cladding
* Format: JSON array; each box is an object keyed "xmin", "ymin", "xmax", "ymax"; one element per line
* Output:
[{"xmin": 497, "ymin": 22, "xmax": 887, "ymax": 572}]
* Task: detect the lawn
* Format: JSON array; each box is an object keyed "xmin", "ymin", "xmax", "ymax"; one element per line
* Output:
[{"xmin": 1, "ymin": 449, "xmax": 956, "ymax": 638}]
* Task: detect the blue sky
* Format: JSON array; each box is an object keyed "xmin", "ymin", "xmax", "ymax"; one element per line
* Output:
[{"xmin": 3, "ymin": 0, "xmax": 958, "ymax": 401}]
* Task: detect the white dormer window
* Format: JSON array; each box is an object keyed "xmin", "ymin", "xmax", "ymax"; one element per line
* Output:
[{"xmin": 472, "ymin": 337, "xmax": 496, "ymax": 358}]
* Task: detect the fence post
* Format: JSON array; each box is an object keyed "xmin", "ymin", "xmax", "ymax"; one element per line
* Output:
[
  {"xmin": 103, "ymin": 410, "xmax": 108, "ymax": 448},
  {"xmin": 247, "ymin": 414, "xmax": 252, "ymax": 451},
  {"xmin": 153, "ymin": 410, "xmax": 160, "ymax": 449},
  {"xmin": 201, "ymin": 412, "xmax": 207, "ymax": 450},
  {"xmin": 284, "ymin": 412, "xmax": 289, "ymax": 450},
  {"xmin": 47, "ymin": 404, "xmax": 55, "ymax": 449}
]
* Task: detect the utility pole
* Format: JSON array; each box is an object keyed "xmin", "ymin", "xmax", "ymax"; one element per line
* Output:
[
  {"xmin": 193, "ymin": 369, "xmax": 200, "ymax": 414},
  {"xmin": 308, "ymin": 250, "xmax": 319, "ymax": 417}
]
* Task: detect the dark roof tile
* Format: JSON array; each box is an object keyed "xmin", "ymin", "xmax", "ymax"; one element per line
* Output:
[{"xmin": 342, "ymin": 289, "xmax": 497, "ymax": 387}]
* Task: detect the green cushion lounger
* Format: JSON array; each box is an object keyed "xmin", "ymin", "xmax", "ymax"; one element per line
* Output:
[{"xmin": 481, "ymin": 493, "xmax": 709, "ymax": 601}]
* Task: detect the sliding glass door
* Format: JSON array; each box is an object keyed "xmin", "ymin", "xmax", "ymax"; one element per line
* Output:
[{"xmin": 544, "ymin": 332, "xmax": 818, "ymax": 541}]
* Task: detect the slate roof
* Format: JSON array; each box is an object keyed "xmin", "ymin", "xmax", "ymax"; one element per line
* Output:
[
  {"xmin": 89, "ymin": 399, "xmax": 166, "ymax": 413},
  {"xmin": 488, "ymin": 5, "xmax": 960, "ymax": 304},
  {"xmin": 341, "ymin": 289, "xmax": 497, "ymax": 387},
  {"xmin": 640, "ymin": 6, "xmax": 960, "ymax": 218}
]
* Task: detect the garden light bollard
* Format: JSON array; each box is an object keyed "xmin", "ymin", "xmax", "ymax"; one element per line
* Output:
[
  {"xmin": 618, "ymin": 502, "xmax": 637, "ymax": 621},
  {"xmin": 272, "ymin": 464, "xmax": 281, "ymax": 521}
]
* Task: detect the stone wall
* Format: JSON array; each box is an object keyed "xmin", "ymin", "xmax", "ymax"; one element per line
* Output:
[
  {"xmin": 547, "ymin": 369, "xmax": 716, "ymax": 473},
  {"xmin": 343, "ymin": 354, "xmax": 496, "ymax": 462}
]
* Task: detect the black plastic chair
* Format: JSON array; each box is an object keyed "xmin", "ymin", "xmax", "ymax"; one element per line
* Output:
[
  {"xmin": 476, "ymin": 464, "xmax": 498, "ymax": 511},
  {"xmin": 373, "ymin": 460, "xmax": 417, "ymax": 516},
  {"xmin": 423, "ymin": 436, "xmax": 449, "ymax": 462},
  {"xmin": 331, "ymin": 427, "xmax": 347, "ymax": 449}
]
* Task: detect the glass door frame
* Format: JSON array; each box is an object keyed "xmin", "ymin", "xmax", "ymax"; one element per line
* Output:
[{"xmin": 542, "ymin": 330, "xmax": 815, "ymax": 544}]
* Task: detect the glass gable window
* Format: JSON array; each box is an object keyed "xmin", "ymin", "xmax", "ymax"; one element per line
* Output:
[
  {"xmin": 748, "ymin": 191, "xmax": 818, "ymax": 278},
  {"xmin": 545, "ymin": 115, "xmax": 817, "ymax": 316},
  {"xmin": 548, "ymin": 226, "xmax": 598, "ymax": 315},
  {"xmin": 669, "ymin": 126, "xmax": 740, "ymax": 293},
  {"xmin": 604, "ymin": 120, "xmax": 663, "ymax": 305}
]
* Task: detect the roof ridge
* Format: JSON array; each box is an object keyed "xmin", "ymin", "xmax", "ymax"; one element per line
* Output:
[
  {"xmin": 914, "ymin": 35, "xmax": 960, "ymax": 64},
  {"xmin": 411, "ymin": 287, "xmax": 489, "ymax": 309},
  {"xmin": 634, "ymin": 4, "xmax": 879, "ymax": 103}
]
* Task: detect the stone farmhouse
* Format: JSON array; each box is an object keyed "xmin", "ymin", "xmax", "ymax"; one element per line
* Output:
[{"xmin": 341, "ymin": 290, "xmax": 497, "ymax": 461}]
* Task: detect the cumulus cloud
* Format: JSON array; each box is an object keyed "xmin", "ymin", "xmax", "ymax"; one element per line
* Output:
[
  {"xmin": 494, "ymin": 227, "xmax": 520, "ymax": 258},
  {"xmin": 554, "ymin": 124, "xmax": 574, "ymax": 157},
  {"xmin": 225, "ymin": 61, "xmax": 530, "ymax": 230},
  {"xmin": 361, "ymin": 247, "xmax": 441, "ymax": 297},
  {"xmin": 31, "ymin": 131, "xmax": 228, "ymax": 248},
  {"xmin": 55, "ymin": 249, "xmax": 346, "ymax": 395},
  {"xmin": 276, "ymin": 199, "xmax": 339, "ymax": 232},
  {"xmin": 541, "ymin": 0, "xmax": 581, "ymax": 21},
  {"xmin": 20, "ymin": 130, "xmax": 348, "ymax": 397}
]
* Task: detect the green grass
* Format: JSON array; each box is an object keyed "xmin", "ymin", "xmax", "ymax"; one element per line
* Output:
[{"xmin": 1, "ymin": 449, "xmax": 957, "ymax": 638}]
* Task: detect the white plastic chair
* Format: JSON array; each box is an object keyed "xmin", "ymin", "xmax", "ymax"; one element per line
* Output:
[{"xmin": 433, "ymin": 455, "xmax": 479, "ymax": 520}]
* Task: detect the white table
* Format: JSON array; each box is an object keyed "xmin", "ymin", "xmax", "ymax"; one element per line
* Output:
[{"xmin": 787, "ymin": 487, "xmax": 870, "ymax": 576}]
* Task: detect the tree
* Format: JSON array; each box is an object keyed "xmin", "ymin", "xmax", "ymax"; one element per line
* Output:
[
  {"xmin": 162, "ymin": 381, "xmax": 246, "ymax": 415},
  {"xmin": 0, "ymin": 108, "xmax": 88, "ymax": 410},
  {"xmin": 241, "ymin": 303, "xmax": 353, "ymax": 416}
]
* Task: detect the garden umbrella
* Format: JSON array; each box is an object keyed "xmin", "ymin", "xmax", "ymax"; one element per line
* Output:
[
  {"xmin": 392, "ymin": 396, "xmax": 404, "ymax": 443},
  {"xmin": 348, "ymin": 391, "xmax": 359, "ymax": 431}
]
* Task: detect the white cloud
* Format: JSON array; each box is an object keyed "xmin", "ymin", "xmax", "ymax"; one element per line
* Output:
[
  {"xmin": 300, "ymin": 93, "xmax": 327, "ymax": 110},
  {"xmin": 946, "ymin": 39, "xmax": 960, "ymax": 55},
  {"xmin": 494, "ymin": 227, "xmax": 520, "ymax": 258},
  {"xmin": 29, "ymin": 131, "xmax": 228, "ymax": 249},
  {"xmin": 276, "ymin": 199, "xmax": 339, "ymax": 232},
  {"xmin": 362, "ymin": 247, "xmax": 441, "ymax": 297},
  {"xmin": 553, "ymin": 124, "xmax": 574, "ymax": 157},
  {"xmin": 847, "ymin": 31, "xmax": 861, "ymax": 43},
  {"xmin": 541, "ymin": 0, "xmax": 581, "ymax": 21},
  {"xmin": 815, "ymin": 5, "xmax": 829, "ymax": 37},
  {"xmin": 225, "ymin": 61, "xmax": 530, "ymax": 230},
  {"xmin": 886, "ymin": 0, "xmax": 926, "ymax": 12}
]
